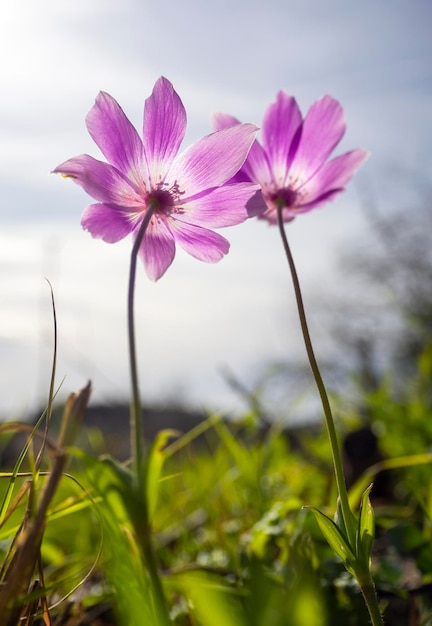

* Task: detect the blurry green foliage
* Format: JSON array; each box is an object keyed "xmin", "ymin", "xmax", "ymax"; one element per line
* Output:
[{"xmin": 0, "ymin": 346, "xmax": 431, "ymax": 623}]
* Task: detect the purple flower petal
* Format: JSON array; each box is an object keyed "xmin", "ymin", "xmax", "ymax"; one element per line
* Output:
[
  {"xmin": 170, "ymin": 124, "xmax": 258, "ymax": 196},
  {"xmin": 81, "ymin": 203, "xmax": 136, "ymax": 242},
  {"xmin": 241, "ymin": 140, "xmax": 273, "ymax": 188},
  {"xmin": 258, "ymin": 207, "xmax": 295, "ymax": 225},
  {"xmin": 212, "ymin": 113, "xmax": 268, "ymax": 185},
  {"xmin": 138, "ymin": 217, "xmax": 176, "ymax": 281},
  {"xmin": 261, "ymin": 91, "xmax": 302, "ymax": 186},
  {"xmin": 86, "ymin": 92, "xmax": 148, "ymax": 190},
  {"xmin": 143, "ymin": 76, "xmax": 187, "ymax": 185},
  {"xmin": 53, "ymin": 155, "xmax": 144, "ymax": 206},
  {"xmin": 179, "ymin": 183, "xmax": 263, "ymax": 228},
  {"xmin": 211, "ymin": 112, "xmax": 241, "ymax": 131},
  {"xmin": 297, "ymin": 149, "xmax": 370, "ymax": 206},
  {"xmin": 168, "ymin": 219, "xmax": 230, "ymax": 262},
  {"xmin": 55, "ymin": 78, "xmax": 271, "ymax": 279},
  {"xmin": 289, "ymin": 96, "xmax": 346, "ymax": 183},
  {"xmin": 213, "ymin": 92, "xmax": 369, "ymax": 228}
]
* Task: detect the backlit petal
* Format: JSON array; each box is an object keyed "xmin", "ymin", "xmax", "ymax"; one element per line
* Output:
[
  {"xmin": 289, "ymin": 96, "xmax": 346, "ymax": 184},
  {"xmin": 262, "ymin": 91, "xmax": 302, "ymax": 186},
  {"xmin": 180, "ymin": 183, "xmax": 264, "ymax": 228},
  {"xmin": 138, "ymin": 217, "xmax": 176, "ymax": 281},
  {"xmin": 212, "ymin": 112, "xmax": 272, "ymax": 187},
  {"xmin": 241, "ymin": 140, "xmax": 273, "ymax": 188},
  {"xmin": 53, "ymin": 155, "xmax": 144, "ymax": 206},
  {"xmin": 168, "ymin": 219, "xmax": 230, "ymax": 262},
  {"xmin": 86, "ymin": 91, "xmax": 148, "ymax": 189},
  {"xmin": 81, "ymin": 203, "xmax": 136, "ymax": 243},
  {"xmin": 297, "ymin": 149, "xmax": 369, "ymax": 206},
  {"xmin": 143, "ymin": 76, "xmax": 187, "ymax": 185},
  {"xmin": 211, "ymin": 112, "xmax": 241, "ymax": 131},
  {"xmin": 170, "ymin": 124, "xmax": 258, "ymax": 196}
]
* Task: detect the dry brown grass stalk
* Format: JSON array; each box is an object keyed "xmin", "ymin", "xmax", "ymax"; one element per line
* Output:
[{"xmin": 0, "ymin": 382, "xmax": 91, "ymax": 626}]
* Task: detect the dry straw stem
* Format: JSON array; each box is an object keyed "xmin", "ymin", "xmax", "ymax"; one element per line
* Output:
[{"xmin": 0, "ymin": 382, "xmax": 91, "ymax": 626}]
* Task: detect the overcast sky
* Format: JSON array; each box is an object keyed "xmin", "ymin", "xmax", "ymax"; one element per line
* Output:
[{"xmin": 0, "ymin": 0, "xmax": 431, "ymax": 417}]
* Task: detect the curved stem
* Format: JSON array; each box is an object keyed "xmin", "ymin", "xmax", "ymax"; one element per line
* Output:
[
  {"xmin": 127, "ymin": 206, "xmax": 156, "ymax": 478},
  {"xmin": 276, "ymin": 205, "xmax": 356, "ymax": 545}
]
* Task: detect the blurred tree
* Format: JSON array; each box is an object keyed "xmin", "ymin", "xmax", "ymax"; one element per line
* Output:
[
  {"xmin": 228, "ymin": 179, "xmax": 432, "ymax": 423},
  {"xmin": 335, "ymin": 187, "xmax": 432, "ymax": 387}
]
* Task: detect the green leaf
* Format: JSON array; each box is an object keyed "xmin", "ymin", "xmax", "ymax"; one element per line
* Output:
[
  {"xmin": 170, "ymin": 570, "xmax": 247, "ymax": 626},
  {"xmin": 334, "ymin": 497, "xmax": 348, "ymax": 537},
  {"xmin": 249, "ymin": 502, "xmax": 289, "ymax": 558},
  {"xmin": 348, "ymin": 452, "xmax": 432, "ymax": 508},
  {"xmin": 143, "ymin": 429, "xmax": 180, "ymax": 522},
  {"xmin": 74, "ymin": 449, "xmax": 134, "ymax": 525},
  {"xmin": 357, "ymin": 484, "xmax": 375, "ymax": 567},
  {"xmin": 307, "ymin": 507, "xmax": 356, "ymax": 574}
]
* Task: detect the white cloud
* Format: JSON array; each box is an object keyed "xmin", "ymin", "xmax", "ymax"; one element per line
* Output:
[{"xmin": 0, "ymin": 0, "xmax": 431, "ymax": 414}]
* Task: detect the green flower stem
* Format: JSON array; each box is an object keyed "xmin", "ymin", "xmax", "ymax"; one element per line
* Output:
[
  {"xmin": 127, "ymin": 204, "xmax": 171, "ymax": 624},
  {"xmin": 356, "ymin": 570, "xmax": 384, "ymax": 626},
  {"xmin": 276, "ymin": 205, "xmax": 384, "ymax": 625},
  {"xmin": 275, "ymin": 205, "xmax": 356, "ymax": 546},
  {"xmin": 135, "ymin": 510, "xmax": 171, "ymax": 626},
  {"xmin": 127, "ymin": 205, "xmax": 156, "ymax": 478}
]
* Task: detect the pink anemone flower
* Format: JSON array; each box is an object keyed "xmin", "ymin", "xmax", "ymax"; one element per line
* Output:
[
  {"xmin": 54, "ymin": 77, "xmax": 260, "ymax": 280},
  {"xmin": 213, "ymin": 91, "xmax": 369, "ymax": 224}
]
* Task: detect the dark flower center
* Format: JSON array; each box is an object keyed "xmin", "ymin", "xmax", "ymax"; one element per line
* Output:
[
  {"xmin": 270, "ymin": 187, "xmax": 297, "ymax": 208},
  {"xmin": 147, "ymin": 188, "xmax": 175, "ymax": 213},
  {"xmin": 146, "ymin": 181, "xmax": 184, "ymax": 217}
]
